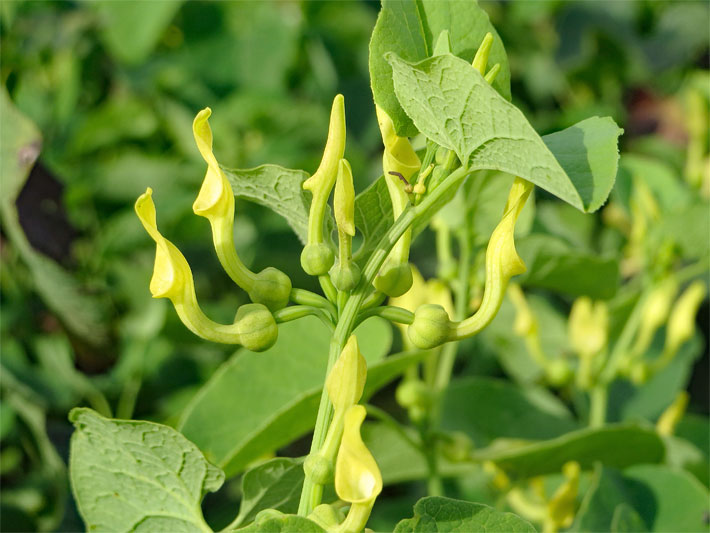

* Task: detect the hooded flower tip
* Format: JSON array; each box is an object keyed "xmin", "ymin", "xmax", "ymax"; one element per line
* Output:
[{"xmin": 134, "ymin": 188, "xmax": 191, "ymax": 300}]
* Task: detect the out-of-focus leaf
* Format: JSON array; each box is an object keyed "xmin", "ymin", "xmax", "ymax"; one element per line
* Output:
[
  {"xmin": 473, "ymin": 424, "xmax": 665, "ymax": 480},
  {"xmin": 611, "ymin": 503, "xmax": 646, "ymax": 533},
  {"xmin": 440, "ymin": 377, "xmax": 578, "ymax": 447},
  {"xmin": 69, "ymin": 408, "xmax": 223, "ymax": 533},
  {"xmin": 387, "ymin": 53, "xmax": 621, "ymax": 212},
  {"xmin": 0, "ymin": 87, "xmax": 108, "ymax": 344},
  {"xmin": 91, "ymin": 0, "xmax": 183, "ymax": 64},
  {"xmin": 363, "ymin": 421, "xmax": 476, "ymax": 485},
  {"xmin": 369, "ymin": 0, "xmax": 510, "ymax": 136},
  {"xmin": 517, "ymin": 234, "xmax": 620, "ymax": 299},
  {"xmin": 651, "ymin": 201, "xmax": 710, "ymax": 260},
  {"xmin": 394, "ymin": 497, "xmax": 535, "ymax": 532},
  {"xmin": 574, "ymin": 464, "xmax": 710, "ymax": 533},
  {"xmin": 179, "ymin": 317, "xmax": 422, "ymax": 477}
]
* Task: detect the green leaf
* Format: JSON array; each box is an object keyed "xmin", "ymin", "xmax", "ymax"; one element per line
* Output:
[
  {"xmin": 609, "ymin": 334, "xmax": 702, "ymax": 422},
  {"xmin": 623, "ymin": 465, "xmax": 709, "ymax": 532},
  {"xmin": 231, "ymin": 458, "xmax": 304, "ymax": 529},
  {"xmin": 369, "ymin": 0, "xmax": 510, "ymax": 136},
  {"xmin": 236, "ymin": 515, "xmax": 324, "ymax": 532},
  {"xmin": 440, "ymin": 377, "xmax": 578, "ymax": 447},
  {"xmin": 68, "ymin": 408, "xmax": 223, "ymax": 533},
  {"xmin": 0, "ymin": 87, "xmax": 108, "ymax": 344},
  {"xmin": 386, "ymin": 53, "xmax": 622, "ymax": 212},
  {"xmin": 393, "ymin": 497, "xmax": 535, "ymax": 532},
  {"xmin": 91, "ymin": 1, "xmax": 183, "ymax": 64},
  {"xmin": 516, "ymin": 234, "xmax": 620, "ymax": 299},
  {"xmin": 353, "ymin": 175, "xmax": 392, "ymax": 263},
  {"xmin": 573, "ymin": 464, "xmax": 710, "ymax": 533},
  {"xmin": 223, "ymin": 164, "xmax": 325, "ymax": 245},
  {"xmin": 179, "ymin": 317, "xmax": 422, "ymax": 477},
  {"xmin": 473, "ymin": 424, "xmax": 665, "ymax": 480}
]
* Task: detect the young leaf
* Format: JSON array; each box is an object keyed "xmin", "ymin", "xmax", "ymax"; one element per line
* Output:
[
  {"xmin": 386, "ymin": 53, "xmax": 622, "ymax": 212},
  {"xmin": 393, "ymin": 497, "xmax": 535, "ymax": 532},
  {"xmin": 369, "ymin": 0, "xmax": 510, "ymax": 136},
  {"xmin": 68, "ymin": 408, "xmax": 223, "ymax": 533},
  {"xmin": 231, "ymin": 458, "xmax": 304, "ymax": 529},
  {"xmin": 473, "ymin": 424, "xmax": 665, "ymax": 480}
]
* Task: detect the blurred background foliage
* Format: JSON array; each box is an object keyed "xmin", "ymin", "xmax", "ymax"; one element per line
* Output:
[{"xmin": 0, "ymin": 1, "xmax": 708, "ymax": 531}]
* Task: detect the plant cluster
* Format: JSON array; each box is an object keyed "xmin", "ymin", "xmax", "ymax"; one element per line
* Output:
[{"xmin": 1, "ymin": 1, "xmax": 708, "ymax": 533}]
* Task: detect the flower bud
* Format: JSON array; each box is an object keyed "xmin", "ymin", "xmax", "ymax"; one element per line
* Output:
[
  {"xmin": 308, "ymin": 504, "xmax": 345, "ymax": 530},
  {"xmin": 395, "ymin": 379, "xmax": 431, "ymax": 410},
  {"xmin": 301, "ymin": 242, "xmax": 335, "ymax": 276},
  {"xmin": 330, "ymin": 261, "xmax": 361, "ymax": 292},
  {"xmin": 631, "ymin": 278, "xmax": 678, "ymax": 357},
  {"xmin": 326, "ymin": 336, "xmax": 367, "ymax": 415},
  {"xmin": 304, "ymin": 453, "xmax": 334, "ymax": 485},
  {"xmin": 408, "ymin": 304, "xmax": 453, "ymax": 350},
  {"xmin": 248, "ymin": 268, "xmax": 292, "ymax": 312},
  {"xmin": 441, "ymin": 432, "xmax": 473, "ymax": 463},
  {"xmin": 546, "ymin": 359, "xmax": 572, "ymax": 386},
  {"xmin": 472, "ymin": 32, "xmax": 493, "ymax": 74},
  {"xmin": 234, "ymin": 303, "xmax": 278, "ymax": 352},
  {"xmin": 374, "ymin": 262, "xmax": 413, "ymax": 297}
]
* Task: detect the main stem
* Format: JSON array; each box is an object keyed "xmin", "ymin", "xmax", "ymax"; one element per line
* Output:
[{"xmin": 298, "ymin": 165, "xmax": 472, "ymax": 516}]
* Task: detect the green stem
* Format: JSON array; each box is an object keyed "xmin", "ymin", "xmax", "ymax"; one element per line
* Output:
[
  {"xmin": 355, "ymin": 305, "xmax": 414, "ymax": 328},
  {"xmin": 298, "ymin": 164, "xmax": 472, "ymax": 516},
  {"xmin": 274, "ymin": 305, "xmax": 334, "ymax": 329},
  {"xmin": 290, "ymin": 288, "xmax": 337, "ymax": 317},
  {"xmin": 589, "ymin": 385, "xmax": 608, "ymax": 428}
]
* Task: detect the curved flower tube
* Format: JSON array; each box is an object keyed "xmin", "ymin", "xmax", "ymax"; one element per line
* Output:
[
  {"xmin": 301, "ymin": 94, "xmax": 346, "ymax": 276},
  {"xmin": 449, "ymin": 177, "xmax": 534, "ymax": 341},
  {"xmin": 192, "ymin": 108, "xmax": 291, "ymax": 311},
  {"xmin": 545, "ymin": 461, "xmax": 580, "ymax": 533},
  {"xmin": 374, "ymin": 105, "xmax": 421, "ymax": 297},
  {"xmin": 135, "ymin": 188, "xmax": 241, "ymax": 344},
  {"xmin": 334, "ymin": 405, "xmax": 383, "ymax": 533}
]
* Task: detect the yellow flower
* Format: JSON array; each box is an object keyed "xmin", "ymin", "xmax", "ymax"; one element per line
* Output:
[
  {"xmin": 301, "ymin": 95, "xmax": 346, "ymax": 276},
  {"xmin": 373, "ymin": 105, "xmax": 421, "ymax": 297},
  {"xmin": 451, "ymin": 178, "xmax": 533, "ymax": 341},
  {"xmin": 335, "ymin": 405, "xmax": 382, "ymax": 533},
  {"xmin": 330, "ymin": 159, "xmax": 361, "ymax": 291},
  {"xmin": 568, "ymin": 298, "xmax": 609, "ymax": 358},
  {"xmin": 663, "ymin": 281, "xmax": 706, "ymax": 359},
  {"xmin": 192, "ymin": 108, "xmax": 291, "ymax": 311},
  {"xmin": 545, "ymin": 461, "xmax": 580, "ymax": 532},
  {"xmin": 657, "ymin": 391, "xmax": 689, "ymax": 436},
  {"xmin": 135, "ymin": 188, "xmax": 240, "ymax": 344}
]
